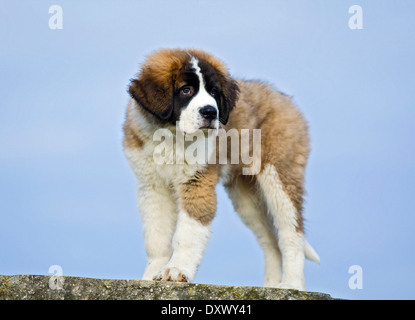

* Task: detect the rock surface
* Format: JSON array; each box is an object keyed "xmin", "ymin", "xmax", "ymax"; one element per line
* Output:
[{"xmin": 0, "ymin": 275, "xmax": 336, "ymax": 300}]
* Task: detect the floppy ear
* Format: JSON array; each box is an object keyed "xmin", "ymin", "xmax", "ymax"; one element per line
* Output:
[
  {"xmin": 128, "ymin": 77, "xmax": 173, "ymax": 121},
  {"xmin": 219, "ymin": 78, "xmax": 239, "ymax": 125}
]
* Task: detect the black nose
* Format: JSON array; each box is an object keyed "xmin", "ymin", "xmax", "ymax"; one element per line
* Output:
[{"xmin": 199, "ymin": 105, "xmax": 218, "ymax": 120}]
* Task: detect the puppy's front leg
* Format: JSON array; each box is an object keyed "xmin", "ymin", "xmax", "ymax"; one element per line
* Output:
[
  {"xmin": 153, "ymin": 167, "xmax": 218, "ymax": 282},
  {"xmin": 138, "ymin": 183, "xmax": 178, "ymax": 281}
]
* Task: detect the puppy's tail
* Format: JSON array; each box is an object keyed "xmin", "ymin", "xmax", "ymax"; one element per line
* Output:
[{"xmin": 305, "ymin": 240, "xmax": 320, "ymax": 265}]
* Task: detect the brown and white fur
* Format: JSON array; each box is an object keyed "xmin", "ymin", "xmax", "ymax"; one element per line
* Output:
[{"xmin": 123, "ymin": 48, "xmax": 319, "ymax": 291}]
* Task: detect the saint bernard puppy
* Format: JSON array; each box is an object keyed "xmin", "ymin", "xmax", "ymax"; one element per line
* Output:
[{"xmin": 123, "ymin": 48, "xmax": 319, "ymax": 291}]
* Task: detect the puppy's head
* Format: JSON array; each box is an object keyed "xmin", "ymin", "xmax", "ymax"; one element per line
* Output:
[{"xmin": 129, "ymin": 48, "xmax": 239, "ymax": 134}]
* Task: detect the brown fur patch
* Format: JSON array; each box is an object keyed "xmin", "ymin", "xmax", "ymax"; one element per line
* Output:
[
  {"xmin": 122, "ymin": 102, "xmax": 149, "ymax": 150},
  {"xmin": 179, "ymin": 165, "xmax": 218, "ymax": 226},
  {"xmin": 123, "ymin": 128, "xmax": 143, "ymax": 150},
  {"xmin": 223, "ymin": 80, "xmax": 310, "ymax": 232},
  {"xmin": 128, "ymin": 49, "xmax": 190, "ymax": 120}
]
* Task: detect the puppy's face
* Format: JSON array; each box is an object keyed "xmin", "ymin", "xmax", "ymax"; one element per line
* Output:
[{"xmin": 129, "ymin": 49, "xmax": 239, "ymax": 134}]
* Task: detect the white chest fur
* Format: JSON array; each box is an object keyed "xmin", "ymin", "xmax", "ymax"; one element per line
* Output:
[
  {"xmin": 125, "ymin": 138, "xmax": 209, "ymax": 188},
  {"xmin": 124, "ymin": 102, "xmax": 215, "ymax": 188}
]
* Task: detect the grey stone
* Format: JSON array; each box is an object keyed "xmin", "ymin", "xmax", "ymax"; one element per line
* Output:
[{"xmin": 0, "ymin": 275, "xmax": 337, "ymax": 300}]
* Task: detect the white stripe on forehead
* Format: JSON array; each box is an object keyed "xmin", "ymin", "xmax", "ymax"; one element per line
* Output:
[
  {"xmin": 188, "ymin": 56, "xmax": 215, "ymax": 107},
  {"xmin": 190, "ymin": 57, "xmax": 205, "ymax": 87},
  {"xmin": 178, "ymin": 56, "xmax": 219, "ymax": 134}
]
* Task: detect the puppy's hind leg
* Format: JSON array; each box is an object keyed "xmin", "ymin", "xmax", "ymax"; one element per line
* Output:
[
  {"xmin": 256, "ymin": 164, "xmax": 306, "ymax": 291},
  {"xmin": 225, "ymin": 176, "xmax": 282, "ymax": 287}
]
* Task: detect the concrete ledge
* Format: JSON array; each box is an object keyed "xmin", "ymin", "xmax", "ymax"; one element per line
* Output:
[{"xmin": 0, "ymin": 275, "xmax": 335, "ymax": 300}]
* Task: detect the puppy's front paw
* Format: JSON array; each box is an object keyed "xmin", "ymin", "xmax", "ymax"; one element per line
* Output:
[{"xmin": 153, "ymin": 267, "xmax": 189, "ymax": 282}]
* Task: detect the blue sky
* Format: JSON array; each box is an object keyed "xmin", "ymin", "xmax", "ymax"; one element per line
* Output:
[{"xmin": 1, "ymin": 0, "xmax": 414, "ymax": 300}]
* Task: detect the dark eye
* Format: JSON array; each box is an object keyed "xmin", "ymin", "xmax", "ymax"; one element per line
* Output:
[
  {"xmin": 180, "ymin": 86, "xmax": 194, "ymax": 97},
  {"xmin": 210, "ymin": 87, "xmax": 218, "ymax": 97}
]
